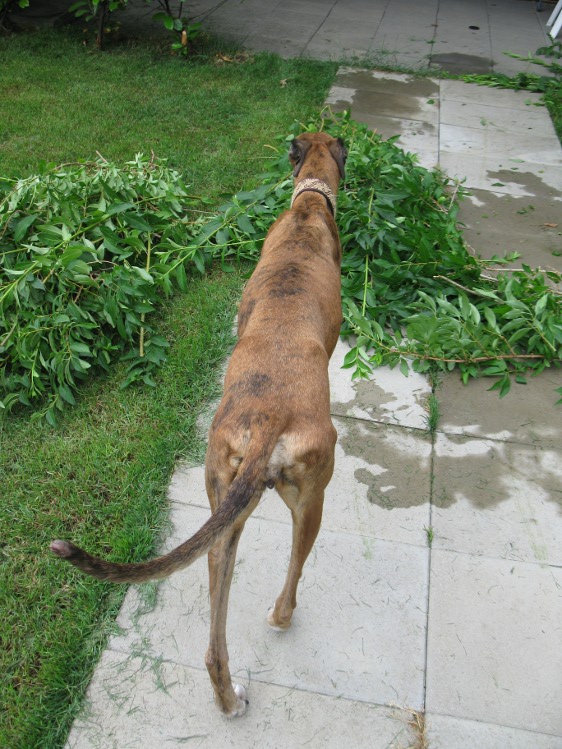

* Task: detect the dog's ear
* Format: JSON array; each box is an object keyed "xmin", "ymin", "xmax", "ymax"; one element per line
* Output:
[
  {"xmin": 289, "ymin": 137, "xmax": 311, "ymax": 177},
  {"xmin": 329, "ymin": 137, "xmax": 347, "ymax": 180}
]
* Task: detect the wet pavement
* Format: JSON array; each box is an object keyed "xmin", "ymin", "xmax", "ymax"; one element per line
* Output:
[
  {"xmin": 63, "ymin": 2, "xmax": 562, "ymax": 749},
  {"xmin": 181, "ymin": 0, "xmax": 552, "ymax": 75}
]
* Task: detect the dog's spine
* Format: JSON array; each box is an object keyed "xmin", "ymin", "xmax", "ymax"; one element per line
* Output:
[{"xmin": 50, "ymin": 429, "xmax": 281, "ymax": 583}]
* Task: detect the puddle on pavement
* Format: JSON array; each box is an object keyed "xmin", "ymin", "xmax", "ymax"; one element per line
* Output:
[
  {"xmin": 333, "ymin": 378, "xmax": 414, "ymax": 424},
  {"xmin": 430, "ymin": 52, "xmax": 492, "ymax": 74},
  {"xmin": 337, "ymin": 418, "xmax": 431, "ymax": 510},
  {"xmin": 336, "ymin": 71, "xmax": 439, "ymax": 98},
  {"xmin": 330, "ymin": 363, "xmax": 431, "ymax": 430},
  {"xmin": 332, "ymin": 71, "xmax": 439, "ymax": 121},
  {"xmin": 433, "ymin": 433, "xmax": 562, "ymax": 511},
  {"xmin": 336, "ymin": 414, "xmax": 562, "ymax": 513},
  {"xmin": 485, "ymin": 168, "xmax": 562, "ymax": 198}
]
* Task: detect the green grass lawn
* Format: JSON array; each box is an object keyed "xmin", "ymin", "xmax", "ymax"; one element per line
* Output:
[{"xmin": 0, "ymin": 26, "xmax": 336, "ymax": 748}]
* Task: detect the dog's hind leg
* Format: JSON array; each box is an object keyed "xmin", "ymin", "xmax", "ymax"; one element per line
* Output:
[
  {"xmin": 205, "ymin": 524, "xmax": 248, "ymax": 717},
  {"xmin": 203, "ymin": 467, "xmax": 248, "ymax": 717},
  {"xmin": 268, "ymin": 449, "xmax": 334, "ymax": 632}
]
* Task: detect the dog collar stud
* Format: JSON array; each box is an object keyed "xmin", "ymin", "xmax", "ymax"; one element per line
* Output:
[{"xmin": 291, "ymin": 178, "xmax": 336, "ymax": 217}]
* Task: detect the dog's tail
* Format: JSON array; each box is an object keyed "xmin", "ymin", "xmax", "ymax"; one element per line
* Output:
[{"xmin": 50, "ymin": 431, "xmax": 280, "ymax": 583}]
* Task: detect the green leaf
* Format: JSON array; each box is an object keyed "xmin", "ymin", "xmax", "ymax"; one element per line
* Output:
[
  {"xmin": 67, "ymin": 260, "xmax": 92, "ymax": 276},
  {"xmin": 132, "ymin": 267, "xmax": 154, "ymax": 283},
  {"xmin": 45, "ymin": 407, "xmax": 58, "ymax": 428},
  {"xmin": 175, "ymin": 262, "xmax": 188, "ymax": 292},
  {"xmin": 61, "ymin": 245, "xmax": 87, "ymax": 266},
  {"xmin": 193, "ymin": 249, "xmax": 206, "ymax": 275},
  {"xmin": 236, "ymin": 214, "xmax": 255, "ymax": 234},
  {"xmin": 122, "ymin": 213, "xmax": 152, "ymax": 232},
  {"xmin": 4, "ymin": 116, "xmax": 562, "ymax": 423},
  {"xmin": 484, "ymin": 308, "xmax": 497, "ymax": 330},
  {"xmin": 192, "ymin": 220, "xmax": 222, "ymax": 247},
  {"xmin": 534, "ymin": 293, "xmax": 549, "ymax": 316},
  {"xmin": 342, "ymin": 348, "xmax": 358, "ymax": 368},
  {"xmin": 105, "ymin": 202, "xmax": 135, "ymax": 216},
  {"xmin": 69, "ymin": 342, "xmax": 91, "ymax": 356},
  {"xmin": 58, "ymin": 384, "xmax": 77, "ymax": 405},
  {"xmin": 13, "ymin": 214, "xmax": 38, "ymax": 243}
]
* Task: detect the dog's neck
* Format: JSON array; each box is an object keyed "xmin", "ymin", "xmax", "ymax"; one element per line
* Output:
[{"xmin": 290, "ymin": 178, "xmax": 336, "ymax": 217}]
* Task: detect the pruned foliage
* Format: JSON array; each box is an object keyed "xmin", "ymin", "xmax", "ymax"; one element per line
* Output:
[
  {"xmin": 2, "ymin": 113, "xmax": 561, "ymax": 424},
  {"xmin": 210, "ymin": 112, "xmax": 562, "ymax": 402},
  {"xmin": 0, "ymin": 156, "xmax": 202, "ymax": 424}
]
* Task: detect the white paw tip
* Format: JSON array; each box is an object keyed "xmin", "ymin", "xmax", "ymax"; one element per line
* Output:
[
  {"xmin": 267, "ymin": 607, "xmax": 289, "ymax": 631},
  {"xmin": 231, "ymin": 683, "xmax": 248, "ymax": 717}
]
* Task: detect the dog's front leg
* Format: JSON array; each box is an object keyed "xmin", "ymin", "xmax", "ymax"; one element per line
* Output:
[{"xmin": 205, "ymin": 526, "xmax": 248, "ymax": 717}]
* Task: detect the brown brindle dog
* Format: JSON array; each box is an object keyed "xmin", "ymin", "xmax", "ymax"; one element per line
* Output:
[{"xmin": 51, "ymin": 131, "xmax": 347, "ymax": 718}]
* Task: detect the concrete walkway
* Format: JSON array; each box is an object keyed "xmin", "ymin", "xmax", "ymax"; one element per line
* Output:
[
  {"xmin": 66, "ymin": 3, "xmax": 562, "ymax": 749},
  {"xmin": 180, "ymin": 0, "xmax": 553, "ymax": 75}
]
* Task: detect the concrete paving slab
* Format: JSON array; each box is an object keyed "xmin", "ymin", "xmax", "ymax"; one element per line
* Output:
[
  {"xmin": 349, "ymin": 114, "xmax": 439, "ymax": 168},
  {"xmin": 488, "ymin": 0, "xmax": 553, "ymax": 66},
  {"xmin": 492, "ymin": 52, "xmax": 551, "ymax": 79},
  {"xmin": 431, "ymin": 13, "xmax": 492, "ymax": 58},
  {"xmin": 110, "ymin": 504, "xmax": 429, "ymax": 710},
  {"xmin": 371, "ymin": 0, "xmax": 437, "ymax": 58},
  {"xmin": 306, "ymin": 32, "xmax": 369, "ymax": 52},
  {"xmin": 374, "ymin": 52, "xmax": 434, "ymax": 70},
  {"xmin": 437, "ymin": 371, "xmax": 562, "ymax": 443},
  {"xmin": 250, "ymin": 14, "xmax": 324, "ymax": 38},
  {"xmin": 67, "ymin": 650, "xmax": 418, "ymax": 749},
  {"xmin": 324, "ymin": 84, "xmax": 356, "ymax": 108},
  {"xmin": 317, "ymin": 5, "xmax": 386, "ymax": 26},
  {"xmin": 302, "ymin": 45, "xmax": 367, "ymax": 62},
  {"xmin": 329, "ymin": 339, "xmax": 432, "ymax": 431},
  {"xmin": 431, "ymin": 44, "xmax": 494, "ymax": 76},
  {"xmin": 338, "ymin": 111, "xmax": 438, "ymax": 167},
  {"xmin": 329, "ymin": 418, "xmax": 432, "ymax": 546},
  {"xmin": 458, "ymin": 188, "xmax": 562, "ymax": 267},
  {"xmin": 426, "ymin": 550, "xmax": 562, "ymax": 735},
  {"xmin": 371, "ymin": 32, "xmax": 435, "ymax": 59},
  {"xmin": 329, "ymin": 75, "xmax": 441, "ymax": 146},
  {"xmin": 312, "ymin": 21, "xmax": 375, "ymax": 41},
  {"xmin": 16, "ymin": 0, "xmax": 555, "ymax": 77},
  {"xmin": 431, "ymin": 431, "xmax": 562, "ymax": 564},
  {"xmin": 429, "ymin": 0, "xmax": 549, "ymax": 75},
  {"xmin": 438, "ymin": 152, "xmax": 562, "ymax": 196},
  {"xmin": 440, "ymin": 124, "xmax": 562, "ymax": 166},
  {"xmin": 440, "ymin": 79, "xmax": 545, "ymax": 109},
  {"xmin": 426, "ymin": 713, "xmax": 562, "ymax": 749},
  {"xmin": 327, "ymin": 72, "xmax": 440, "ymax": 167},
  {"xmin": 440, "ymin": 98, "xmax": 558, "ymax": 138}
]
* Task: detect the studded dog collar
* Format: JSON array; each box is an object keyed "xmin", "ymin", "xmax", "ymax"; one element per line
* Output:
[{"xmin": 290, "ymin": 178, "xmax": 337, "ymax": 217}]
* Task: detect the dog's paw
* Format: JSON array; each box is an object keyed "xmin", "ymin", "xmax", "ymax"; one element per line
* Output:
[
  {"xmin": 267, "ymin": 607, "xmax": 291, "ymax": 632},
  {"xmin": 229, "ymin": 683, "xmax": 248, "ymax": 718}
]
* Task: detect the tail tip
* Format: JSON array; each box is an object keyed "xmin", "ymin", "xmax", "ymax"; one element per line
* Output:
[{"xmin": 50, "ymin": 540, "xmax": 76, "ymax": 558}]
